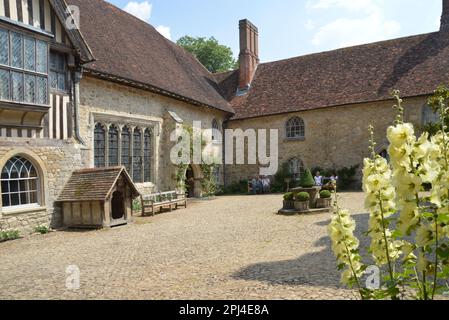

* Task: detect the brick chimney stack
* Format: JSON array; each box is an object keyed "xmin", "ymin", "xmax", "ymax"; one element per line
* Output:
[
  {"xmin": 238, "ymin": 19, "xmax": 259, "ymax": 92},
  {"xmin": 441, "ymin": 0, "xmax": 449, "ymax": 32}
]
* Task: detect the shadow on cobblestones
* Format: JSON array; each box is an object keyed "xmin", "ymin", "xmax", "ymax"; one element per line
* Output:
[{"xmin": 233, "ymin": 213, "xmax": 370, "ymax": 289}]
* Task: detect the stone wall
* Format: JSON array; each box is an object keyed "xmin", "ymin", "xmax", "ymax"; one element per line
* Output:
[
  {"xmin": 0, "ymin": 138, "xmax": 86, "ymax": 235},
  {"xmin": 224, "ymin": 96, "xmax": 426, "ymax": 187},
  {"xmin": 79, "ymin": 76, "xmax": 229, "ymax": 192}
]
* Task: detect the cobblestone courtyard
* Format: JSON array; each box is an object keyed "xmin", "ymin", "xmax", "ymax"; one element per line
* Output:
[{"xmin": 0, "ymin": 193, "xmax": 368, "ymax": 300}]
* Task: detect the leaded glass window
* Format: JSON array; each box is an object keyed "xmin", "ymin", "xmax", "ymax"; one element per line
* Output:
[
  {"xmin": 0, "ymin": 69, "xmax": 10, "ymax": 100},
  {"xmin": 24, "ymin": 74, "xmax": 36, "ymax": 103},
  {"xmin": 11, "ymin": 32, "xmax": 23, "ymax": 69},
  {"xmin": 24, "ymin": 37, "xmax": 36, "ymax": 71},
  {"xmin": 94, "ymin": 123, "xmax": 106, "ymax": 168},
  {"xmin": 422, "ymin": 104, "xmax": 440, "ymax": 125},
  {"xmin": 0, "ymin": 29, "xmax": 9, "ymax": 65},
  {"xmin": 286, "ymin": 117, "xmax": 305, "ymax": 139},
  {"xmin": 11, "ymin": 72, "xmax": 24, "ymax": 101},
  {"xmin": 212, "ymin": 119, "xmax": 220, "ymax": 142},
  {"xmin": 36, "ymin": 40, "xmax": 48, "ymax": 74},
  {"xmin": 133, "ymin": 128, "xmax": 142, "ymax": 182},
  {"xmin": 144, "ymin": 129, "xmax": 152, "ymax": 182},
  {"xmin": 36, "ymin": 76, "xmax": 48, "ymax": 105},
  {"xmin": 288, "ymin": 158, "xmax": 305, "ymax": 182},
  {"xmin": 1, "ymin": 156, "xmax": 39, "ymax": 208},
  {"xmin": 50, "ymin": 51, "xmax": 66, "ymax": 91},
  {"xmin": 121, "ymin": 127, "xmax": 131, "ymax": 174},
  {"xmin": 0, "ymin": 28, "xmax": 48, "ymax": 105},
  {"xmin": 108, "ymin": 125, "xmax": 119, "ymax": 167}
]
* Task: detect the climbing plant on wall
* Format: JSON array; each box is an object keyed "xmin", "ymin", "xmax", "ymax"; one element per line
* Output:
[{"xmin": 174, "ymin": 125, "xmax": 220, "ymax": 197}]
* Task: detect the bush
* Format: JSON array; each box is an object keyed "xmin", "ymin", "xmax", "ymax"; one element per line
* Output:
[
  {"xmin": 283, "ymin": 192, "xmax": 294, "ymax": 201},
  {"xmin": 320, "ymin": 190, "xmax": 332, "ymax": 199},
  {"xmin": 221, "ymin": 180, "xmax": 249, "ymax": 195},
  {"xmin": 271, "ymin": 162, "xmax": 291, "ymax": 193},
  {"xmin": 311, "ymin": 165, "xmax": 360, "ymax": 190},
  {"xmin": 132, "ymin": 199, "xmax": 142, "ymax": 212},
  {"xmin": 336, "ymin": 165, "xmax": 359, "ymax": 190},
  {"xmin": 34, "ymin": 225, "xmax": 50, "ymax": 235},
  {"xmin": 295, "ymin": 192, "xmax": 310, "ymax": 202},
  {"xmin": 299, "ymin": 169, "xmax": 315, "ymax": 188},
  {"xmin": 0, "ymin": 230, "xmax": 20, "ymax": 242}
]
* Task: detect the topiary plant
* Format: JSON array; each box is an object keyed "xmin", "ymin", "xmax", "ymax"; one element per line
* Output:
[
  {"xmin": 295, "ymin": 192, "xmax": 310, "ymax": 202},
  {"xmin": 299, "ymin": 169, "xmax": 315, "ymax": 188},
  {"xmin": 320, "ymin": 190, "xmax": 332, "ymax": 199},
  {"xmin": 283, "ymin": 192, "xmax": 294, "ymax": 201}
]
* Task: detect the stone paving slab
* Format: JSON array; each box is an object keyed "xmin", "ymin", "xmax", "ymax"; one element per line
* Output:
[{"xmin": 0, "ymin": 193, "xmax": 367, "ymax": 300}]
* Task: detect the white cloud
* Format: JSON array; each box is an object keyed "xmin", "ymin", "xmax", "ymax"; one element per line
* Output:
[
  {"xmin": 156, "ymin": 25, "xmax": 172, "ymax": 40},
  {"xmin": 123, "ymin": 1, "xmax": 172, "ymax": 40},
  {"xmin": 308, "ymin": 0, "xmax": 401, "ymax": 50},
  {"xmin": 123, "ymin": 1, "xmax": 152, "ymax": 22}
]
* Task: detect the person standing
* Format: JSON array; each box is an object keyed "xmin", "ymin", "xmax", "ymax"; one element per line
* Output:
[{"xmin": 314, "ymin": 171, "xmax": 323, "ymax": 187}]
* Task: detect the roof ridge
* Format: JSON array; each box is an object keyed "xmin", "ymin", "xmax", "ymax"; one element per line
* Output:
[{"xmin": 260, "ymin": 31, "xmax": 439, "ymax": 67}]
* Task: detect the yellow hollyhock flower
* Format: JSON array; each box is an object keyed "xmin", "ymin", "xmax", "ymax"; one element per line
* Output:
[{"xmin": 387, "ymin": 123, "xmax": 415, "ymax": 147}]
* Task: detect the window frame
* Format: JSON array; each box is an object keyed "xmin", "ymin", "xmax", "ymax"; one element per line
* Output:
[
  {"xmin": 288, "ymin": 157, "xmax": 305, "ymax": 182},
  {"xmin": 49, "ymin": 50, "xmax": 68, "ymax": 93},
  {"xmin": 285, "ymin": 117, "xmax": 306, "ymax": 140},
  {"xmin": 0, "ymin": 26, "xmax": 50, "ymax": 107},
  {"xmin": 1, "ymin": 156, "xmax": 41, "ymax": 211},
  {"xmin": 212, "ymin": 119, "xmax": 220, "ymax": 143}
]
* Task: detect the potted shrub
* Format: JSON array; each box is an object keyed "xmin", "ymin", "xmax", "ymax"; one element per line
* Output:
[
  {"xmin": 317, "ymin": 190, "xmax": 333, "ymax": 208},
  {"xmin": 299, "ymin": 169, "xmax": 315, "ymax": 188},
  {"xmin": 283, "ymin": 192, "xmax": 295, "ymax": 209},
  {"xmin": 294, "ymin": 192, "xmax": 310, "ymax": 212}
]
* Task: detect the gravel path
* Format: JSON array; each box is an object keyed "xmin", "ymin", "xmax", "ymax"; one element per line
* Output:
[{"xmin": 0, "ymin": 193, "xmax": 368, "ymax": 300}]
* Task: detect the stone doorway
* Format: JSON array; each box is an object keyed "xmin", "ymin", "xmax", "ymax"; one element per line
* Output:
[{"xmin": 184, "ymin": 165, "xmax": 202, "ymax": 198}]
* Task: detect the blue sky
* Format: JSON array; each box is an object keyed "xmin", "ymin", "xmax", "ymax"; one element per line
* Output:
[{"xmin": 106, "ymin": 0, "xmax": 443, "ymax": 63}]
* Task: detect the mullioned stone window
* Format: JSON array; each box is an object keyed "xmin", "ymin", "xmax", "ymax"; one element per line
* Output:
[{"xmin": 94, "ymin": 122, "xmax": 154, "ymax": 184}]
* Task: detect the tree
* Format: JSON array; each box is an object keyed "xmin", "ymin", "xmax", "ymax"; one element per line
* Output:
[
  {"xmin": 177, "ymin": 36, "xmax": 237, "ymax": 73},
  {"xmin": 423, "ymin": 85, "xmax": 449, "ymax": 135}
]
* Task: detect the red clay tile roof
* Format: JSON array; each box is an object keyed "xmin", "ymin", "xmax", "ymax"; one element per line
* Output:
[
  {"xmin": 57, "ymin": 167, "xmax": 140, "ymax": 202},
  {"xmin": 67, "ymin": 0, "xmax": 233, "ymax": 114},
  {"xmin": 217, "ymin": 32, "xmax": 449, "ymax": 120}
]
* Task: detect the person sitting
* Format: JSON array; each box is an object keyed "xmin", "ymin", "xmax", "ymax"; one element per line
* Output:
[
  {"xmin": 250, "ymin": 177, "xmax": 257, "ymax": 195},
  {"xmin": 262, "ymin": 176, "xmax": 271, "ymax": 194}
]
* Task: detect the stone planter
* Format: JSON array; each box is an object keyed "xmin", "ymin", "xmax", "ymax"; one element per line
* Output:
[
  {"xmin": 283, "ymin": 200, "xmax": 295, "ymax": 210},
  {"xmin": 291, "ymin": 186, "xmax": 320, "ymax": 208},
  {"xmin": 316, "ymin": 198, "xmax": 332, "ymax": 209},
  {"xmin": 294, "ymin": 201, "xmax": 309, "ymax": 212}
]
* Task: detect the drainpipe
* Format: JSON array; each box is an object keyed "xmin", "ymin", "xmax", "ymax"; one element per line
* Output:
[{"xmin": 73, "ymin": 68, "xmax": 85, "ymax": 145}]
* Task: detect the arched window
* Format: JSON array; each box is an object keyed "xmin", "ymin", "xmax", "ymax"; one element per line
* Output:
[
  {"xmin": 422, "ymin": 104, "xmax": 439, "ymax": 125},
  {"xmin": 212, "ymin": 119, "xmax": 220, "ymax": 142},
  {"xmin": 288, "ymin": 157, "xmax": 304, "ymax": 182},
  {"xmin": 108, "ymin": 125, "xmax": 119, "ymax": 167},
  {"xmin": 121, "ymin": 126, "xmax": 131, "ymax": 174},
  {"xmin": 133, "ymin": 128, "xmax": 142, "ymax": 182},
  {"xmin": 94, "ymin": 123, "xmax": 105, "ymax": 168},
  {"xmin": 286, "ymin": 117, "xmax": 305, "ymax": 139},
  {"xmin": 144, "ymin": 128, "xmax": 153, "ymax": 182},
  {"xmin": 1, "ymin": 156, "xmax": 39, "ymax": 208}
]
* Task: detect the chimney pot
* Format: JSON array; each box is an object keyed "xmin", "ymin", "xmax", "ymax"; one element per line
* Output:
[{"xmin": 238, "ymin": 19, "xmax": 259, "ymax": 93}]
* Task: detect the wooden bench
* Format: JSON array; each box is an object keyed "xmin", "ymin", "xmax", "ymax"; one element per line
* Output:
[{"xmin": 141, "ymin": 191, "xmax": 187, "ymax": 216}]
